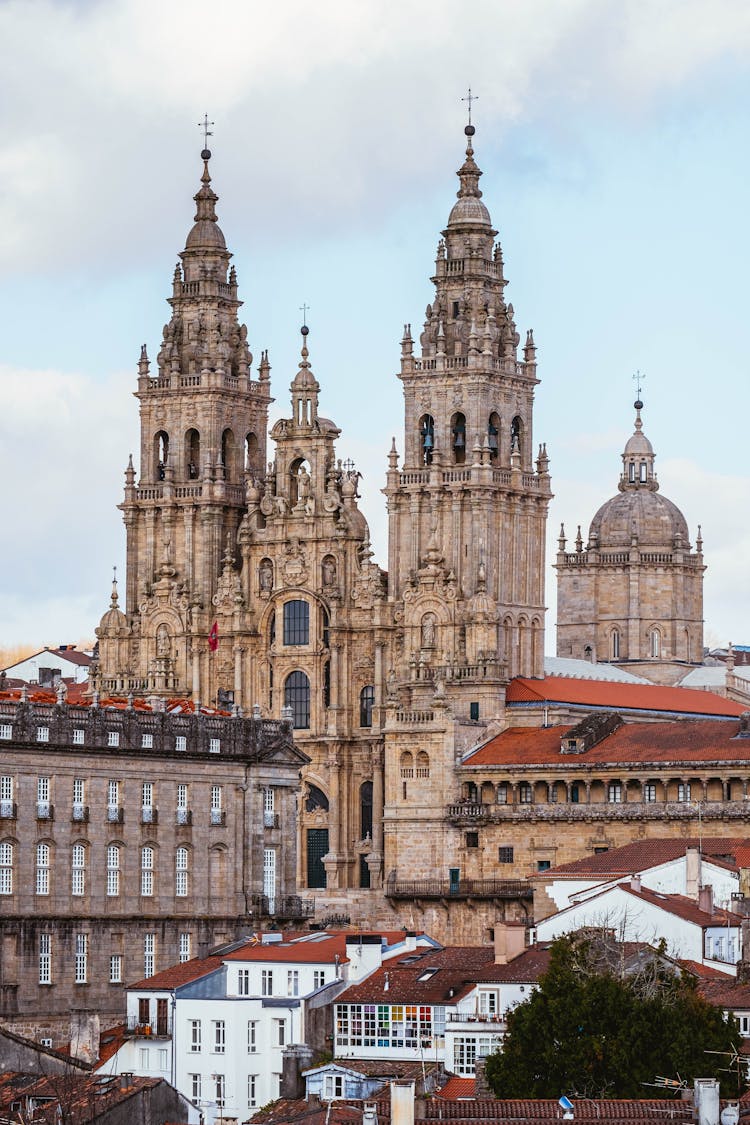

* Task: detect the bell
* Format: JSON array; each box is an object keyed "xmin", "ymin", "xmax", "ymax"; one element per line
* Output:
[
  {"xmin": 453, "ymin": 430, "xmax": 465, "ymax": 447},
  {"xmin": 423, "ymin": 433, "xmax": 434, "ymax": 449}
]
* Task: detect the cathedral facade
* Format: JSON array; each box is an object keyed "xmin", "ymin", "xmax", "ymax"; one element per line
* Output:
[{"xmin": 94, "ymin": 123, "xmax": 552, "ymax": 934}]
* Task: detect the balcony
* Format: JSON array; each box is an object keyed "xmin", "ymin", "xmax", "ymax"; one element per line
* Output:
[
  {"xmin": 176, "ymin": 809, "xmax": 193, "ymax": 826},
  {"xmin": 263, "ymin": 811, "xmax": 280, "ymax": 829},
  {"xmin": 385, "ymin": 876, "xmax": 532, "ymax": 901},
  {"xmin": 446, "ymin": 1011, "xmax": 506, "ymax": 1026},
  {"xmin": 0, "ymin": 801, "xmax": 17, "ymax": 820},
  {"xmin": 71, "ymin": 804, "xmax": 89, "ymax": 823},
  {"xmin": 210, "ymin": 809, "xmax": 226, "ymax": 826},
  {"xmin": 36, "ymin": 802, "xmax": 54, "ymax": 821},
  {"xmin": 141, "ymin": 807, "xmax": 159, "ymax": 825},
  {"xmin": 250, "ymin": 893, "xmax": 316, "ymax": 920},
  {"xmin": 107, "ymin": 806, "xmax": 124, "ymax": 823},
  {"xmin": 125, "ymin": 1015, "xmax": 172, "ymax": 1038},
  {"xmin": 447, "ymin": 800, "xmax": 750, "ymax": 824}
]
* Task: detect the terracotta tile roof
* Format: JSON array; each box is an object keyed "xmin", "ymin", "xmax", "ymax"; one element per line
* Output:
[
  {"xmin": 435, "ymin": 1077, "xmax": 476, "ymax": 1099},
  {"xmin": 127, "ymin": 952, "xmax": 225, "ymax": 990},
  {"xmin": 700, "ymin": 979, "xmax": 750, "ymax": 1007},
  {"xmin": 96, "ymin": 1024, "xmax": 127, "ymax": 1066},
  {"xmin": 0, "ymin": 690, "xmax": 231, "ymax": 716},
  {"xmin": 536, "ymin": 837, "xmax": 750, "ymax": 878},
  {"xmin": 0, "ymin": 1072, "xmax": 165, "ymax": 1125},
  {"xmin": 507, "ymin": 675, "xmax": 746, "ymax": 717},
  {"xmin": 618, "ymin": 884, "xmax": 742, "ymax": 927},
  {"xmin": 222, "ymin": 932, "xmax": 352, "ymax": 964},
  {"xmin": 678, "ymin": 959, "xmax": 731, "ymax": 980},
  {"xmin": 467, "ymin": 718, "xmax": 750, "ymax": 768}
]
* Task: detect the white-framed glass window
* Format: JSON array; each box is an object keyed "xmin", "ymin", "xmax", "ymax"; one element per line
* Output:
[
  {"xmin": 209, "ymin": 737, "xmax": 220, "ymax": 754},
  {"xmin": 608, "ymin": 781, "xmax": 622, "ymax": 804},
  {"xmin": 74, "ymin": 933, "xmax": 88, "ymax": 983},
  {"xmin": 140, "ymin": 1048, "xmax": 149, "ymax": 1069},
  {"xmin": 37, "ymin": 726, "xmax": 49, "ymax": 743},
  {"xmin": 143, "ymin": 933, "xmax": 155, "ymax": 977},
  {"xmin": 238, "ymin": 969, "xmax": 250, "ymax": 996},
  {"xmin": 261, "ymin": 969, "xmax": 273, "ymax": 996},
  {"xmin": 0, "ymin": 841, "xmax": 13, "ymax": 894},
  {"xmin": 643, "ymin": 782, "xmax": 657, "ymax": 802},
  {"xmin": 72, "ymin": 777, "xmax": 85, "ymax": 819},
  {"xmin": 39, "ymin": 933, "xmax": 52, "ymax": 984},
  {"xmin": 107, "ymin": 779, "xmax": 120, "ymax": 820},
  {"xmin": 313, "ymin": 970, "xmax": 326, "ymax": 988},
  {"xmin": 210, "ymin": 785, "xmax": 223, "ymax": 824},
  {"xmin": 36, "ymin": 843, "xmax": 50, "ymax": 895},
  {"xmin": 141, "ymin": 846, "xmax": 154, "ymax": 896},
  {"xmin": 72, "ymin": 728, "xmax": 84, "ymax": 745},
  {"xmin": 142, "ymin": 733, "xmax": 154, "ymax": 749},
  {"xmin": 106, "ymin": 845, "xmax": 120, "ymax": 896},
  {"xmin": 177, "ymin": 783, "xmax": 189, "ymax": 824},
  {"xmin": 72, "ymin": 843, "xmax": 86, "ymax": 896},
  {"xmin": 190, "ymin": 1074, "xmax": 201, "ymax": 1101},
  {"xmin": 37, "ymin": 777, "xmax": 50, "ymax": 818},
  {"xmin": 110, "ymin": 954, "xmax": 122, "ymax": 983},
  {"xmin": 738, "ymin": 1014, "xmax": 750, "ymax": 1037},
  {"xmin": 0, "ymin": 775, "xmax": 13, "ymax": 818},
  {"xmin": 248, "ymin": 1020, "xmax": 257, "ymax": 1052},
  {"xmin": 0, "ymin": 724, "xmax": 11, "ymax": 740},
  {"xmin": 189, "ymin": 1020, "xmax": 201, "ymax": 1052},
  {"xmin": 179, "ymin": 932, "xmax": 191, "ymax": 963},
  {"xmin": 213, "ymin": 1020, "xmax": 226, "ymax": 1053},
  {"xmin": 518, "ymin": 782, "xmax": 532, "ymax": 804},
  {"xmin": 263, "ymin": 787, "xmax": 275, "ymax": 827},
  {"xmin": 324, "ymin": 1075, "xmax": 344, "ymax": 1100},
  {"xmin": 287, "ymin": 969, "xmax": 299, "ymax": 996},
  {"xmin": 275, "ymin": 1018, "xmax": 286, "ymax": 1046},
  {"xmin": 248, "ymin": 1074, "xmax": 257, "ymax": 1108},
  {"xmin": 175, "ymin": 735, "xmax": 187, "ymax": 752},
  {"xmin": 678, "ymin": 783, "xmax": 692, "ymax": 802},
  {"xmin": 264, "ymin": 847, "xmax": 276, "ymax": 912},
  {"xmin": 214, "ymin": 1074, "xmax": 225, "ymax": 1109},
  {"xmin": 176, "ymin": 846, "xmax": 188, "ymax": 897},
  {"xmin": 141, "ymin": 782, "xmax": 154, "ymax": 822},
  {"xmin": 107, "ymin": 730, "xmax": 120, "ymax": 747}
]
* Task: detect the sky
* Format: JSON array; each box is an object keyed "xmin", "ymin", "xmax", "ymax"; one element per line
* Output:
[{"xmin": 2, "ymin": 0, "xmax": 750, "ymax": 653}]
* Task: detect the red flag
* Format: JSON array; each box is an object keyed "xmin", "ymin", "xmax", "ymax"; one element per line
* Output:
[{"xmin": 208, "ymin": 622, "xmax": 219, "ymax": 652}]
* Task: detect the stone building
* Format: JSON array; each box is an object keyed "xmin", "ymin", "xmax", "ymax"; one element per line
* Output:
[
  {"xmin": 94, "ymin": 122, "xmax": 551, "ymax": 936},
  {"xmin": 0, "ymin": 691, "xmax": 308, "ymax": 1037},
  {"xmin": 555, "ymin": 400, "xmax": 704, "ymax": 683}
]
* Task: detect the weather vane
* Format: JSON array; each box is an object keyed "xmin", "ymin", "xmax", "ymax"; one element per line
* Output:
[
  {"xmin": 198, "ymin": 114, "xmax": 214, "ymax": 150},
  {"xmin": 633, "ymin": 370, "xmax": 646, "ymax": 401},
  {"xmin": 299, "ymin": 303, "xmax": 310, "ymax": 328},
  {"xmin": 462, "ymin": 87, "xmax": 478, "ymax": 126}
]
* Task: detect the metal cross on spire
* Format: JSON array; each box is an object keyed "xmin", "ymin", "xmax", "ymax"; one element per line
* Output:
[
  {"xmin": 462, "ymin": 87, "xmax": 478, "ymax": 126},
  {"xmin": 198, "ymin": 114, "xmax": 214, "ymax": 149},
  {"xmin": 632, "ymin": 369, "xmax": 646, "ymax": 401},
  {"xmin": 299, "ymin": 303, "xmax": 310, "ymax": 327}
]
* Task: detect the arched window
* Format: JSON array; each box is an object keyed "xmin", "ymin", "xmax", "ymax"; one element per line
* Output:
[
  {"xmin": 176, "ymin": 846, "xmax": 189, "ymax": 897},
  {"xmin": 283, "ymin": 600, "xmax": 309, "ymax": 645},
  {"xmin": 154, "ymin": 431, "xmax": 169, "ymax": 480},
  {"xmin": 611, "ymin": 629, "xmax": 620, "ymax": 660},
  {"xmin": 141, "ymin": 846, "xmax": 154, "ymax": 896},
  {"xmin": 488, "ymin": 413, "xmax": 500, "ymax": 461},
  {"xmin": 511, "ymin": 415, "xmax": 523, "ymax": 459},
  {"xmin": 0, "ymin": 842, "xmax": 13, "ymax": 895},
  {"xmin": 400, "ymin": 751, "xmax": 414, "ymax": 779},
  {"xmin": 284, "ymin": 671, "xmax": 310, "ymax": 729},
  {"xmin": 245, "ymin": 432, "xmax": 259, "ymax": 473},
  {"xmin": 451, "ymin": 412, "xmax": 466, "ymax": 464},
  {"xmin": 305, "ymin": 785, "xmax": 329, "ymax": 813},
  {"xmin": 416, "ymin": 750, "xmax": 430, "ymax": 778},
  {"xmin": 420, "ymin": 414, "xmax": 435, "ymax": 466},
  {"xmin": 639, "ymin": 461, "xmax": 647, "ymax": 482},
  {"xmin": 221, "ymin": 428, "xmax": 235, "ymax": 480},
  {"xmin": 360, "ymin": 781, "xmax": 373, "ymax": 840},
  {"xmin": 650, "ymin": 628, "xmax": 661, "ymax": 659},
  {"xmin": 36, "ymin": 843, "xmax": 50, "ymax": 895},
  {"xmin": 106, "ymin": 845, "xmax": 121, "ymax": 897},
  {"xmin": 185, "ymin": 429, "xmax": 200, "ymax": 480},
  {"xmin": 360, "ymin": 685, "xmax": 375, "ymax": 728},
  {"xmin": 72, "ymin": 843, "xmax": 85, "ymax": 896}
]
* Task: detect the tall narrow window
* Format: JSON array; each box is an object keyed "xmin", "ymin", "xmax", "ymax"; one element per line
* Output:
[
  {"xmin": 283, "ymin": 600, "xmax": 309, "ymax": 645},
  {"xmin": 420, "ymin": 414, "xmax": 435, "ymax": 465},
  {"xmin": 488, "ymin": 412, "xmax": 500, "ymax": 461},
  {"xmin": 0, "ymin": 776, "xmax": 13, "ymax": 818},
  {"xmin": 106, "ymin": 845, "xmax": 121, "ymax": 897},
  {"xmin": 185, "ymin": 428, "xmax": 200, "ymax": 479},
  {"xmin": 263, "ymin": 788, "xmax": 275, "ymax": 828},
  {"xmin": 221, "ymin": 428, "xmax": 235, "ymax": 481},
  {"xmin": 37, "ymin": 777, "xmax": 51, "ymax": 818},
  {"xmin": 72, "ymin": 843, "xmax": 85, "ymax": 896},
  {"xmin": 107, "ymin": 780, "xmax": 120, "ymax": 821},
  {"xmin": 143, "ymin": 933, "xmax": 155, "ymax": 977},
  {"xmin": 640, "ymin": 460, "xmax": 647, "ymax": 482},
  {"xmin": 177, "ymin": 783, "xmax": 189, "ymax": 824},
  {"xmin": 141, "ymin": 782, "xmax": 154, "ymax": 823},
  {"xmin": 261, "ymin": 969, "xmax": 273, "ymax": 996},
  {"xmin": 287, "ymin": 969, "xmax": 299, "ymax": 996},
  {"xmin": 72, "ymin": 778, "xmax": 85, "ymax": 821},
  {"xmin": 650, "ymin": 628, "xmax": 661, "ymax": 658},
  {"xmin": 179, "ymin": 932, "xmax": 191, "ymax": 963},
  {"xmin": 359, "ymin": 685, "xmax": 375, "ymax": 728},
  {"xmin": 36, "ymin": 843, "xmax": 50, "ymax": 895},
  {"xmin": 110, "ymin": 954, "xmax": 122, "ymax": 983},
  {"xmin": 451, "ymin": 412, "xmax": 466, "ymax": 464},
  {"xmin": 264, "ymin": 848, "xmax": 276, "ymax": 913},
  {"xmin": 141, "ymin": 846, "xmax": 154, "ymax": 896},
  {"xmin": 510, "ymin": 415, "xmax": 523, "ymax": 458},
  {"xmin": 155, "ymin": 430, "xmax": 169, "ymax": 479},
  {"xmin": 285, "ymin": 671, "xmax": 310, "ymax": 728},
  {"xmin": 210, "ymin": 785, "xmax": 223, "ymax": 825},
  {"xmin": 0, "ymin": 841, "xmax": 13, "ymax": 894},
  {"xmin": 74, "ymin": 934, "xmax": 88, "ymax": 984},
  {"xmin": 39, "ymin": 934, "xmax": 52, "ymax": 984},
  {"xmin": 176, "ymin": 847, "xmax": 189, "ymax": 897},
  {"xmin": 611, "ymin": 629, "xmax": 620, "ymax": 660}
]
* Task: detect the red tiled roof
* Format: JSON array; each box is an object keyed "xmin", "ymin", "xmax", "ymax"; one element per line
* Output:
[
  {"xmin": 507, "ymin": 675, "xmax": 746, "ymax": 717},
  {"xmin": 679, "ymin": 959, "xmax": 731, "ymax": 980},
  {"xmin": 618, "ymin": 884, "xmax": 742, "ymax": 928},
  {"xmin": 128, "ymin": 953, "xmax": 225, "ymax": 990},
  {"xmin": 436, "ymin": 1077, "xmax": 476, "ymax": 1099},
  {"xmin": 0, "ymin": 689, "xmax": 231, "ymax": 715},
  {"xmin": 536, "ymin": 837, "xmax": 749, "ymax": 878},
  {"xmin": 222, "ymin": 932, "xmax": 352, "ymax": 964},
  {"xmin": 700, "ymin": 979, "xmax": 750, "ymax": 1007},
  {"xmin": 467, "ymin": 718, "xmax": 750, "ymax": 768},
  {"xmin": 96, "ymin": 1024, "xmax": 127, "ymax": 1066}
]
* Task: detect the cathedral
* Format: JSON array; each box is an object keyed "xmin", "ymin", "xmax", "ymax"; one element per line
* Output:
[{"xmin": 94, "ymin": 120, "xmax": 552, "ymax": 921}]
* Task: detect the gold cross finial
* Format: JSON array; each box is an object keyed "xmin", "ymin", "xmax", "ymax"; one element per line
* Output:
[
  {"xmin": 462, "ymin": 87, "xmax": 478, "ymax": 126},
  {"xmin": 198, "ymin": 114, "xmax": 214, "ymax": 150}
]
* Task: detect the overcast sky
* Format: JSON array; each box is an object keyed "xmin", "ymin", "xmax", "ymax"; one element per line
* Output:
[{"xmin": 2, "ymin": 0, "xmax": 750, "ymax": 653}]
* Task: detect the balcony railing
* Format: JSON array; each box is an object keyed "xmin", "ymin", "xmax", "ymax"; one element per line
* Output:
[
  {"xmin": 263, "ymin": 811, "xmax": 280, "ymax": 829},
  {"xmin": 250, "ymin": 893, "xmax": 315, "ymax": 920},
  {"xmin": 176, "ymin": 808, "xmax": 192, "ymax": 826},
  {"xmin": 36, "ymin": 802, "xmax": 53, "ymax": 820},
  {"xmin": 447, "ymin": 800, "xmax": 750, "ymax": 824},
  {"xmin": 0, "ymin": 801, "xmax": 16, "ymax": 820},
  {"xmin": 125, "ymin": 1015, "xmax": 172, "ymax": 1037},
  {"xmin": 446, "ymin": 1012, "xmax": 506, "ymax": 1024},
  {"xmin": 107, "ymin": 806, "xmax": 124, "ymax": 823},
  {"xmin": 72, "ymin": 804, "xmax": 89, "ymax": 822},
  {"xmin": 210, "ymin": 809, "xmax": 226, "ymax": 826},
  {"xmin": 385, "ymin": 876, "xmax": 531, "ymax": 901},
  {"xmin": 141, "ymin": 807, "xmax": 158, "ymax": 825}
]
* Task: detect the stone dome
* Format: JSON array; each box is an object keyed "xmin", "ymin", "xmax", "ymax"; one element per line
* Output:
[
  {"xmin": 184, "ymin": 219, "xmax": 227, "ymax": 250},
  {"xmin": 589, "ymin": 489, "xmax": 690, "ymax": 550},
  {"xmin": 447, "ymin": 195, "xmax": 492, "ymax": 227}
]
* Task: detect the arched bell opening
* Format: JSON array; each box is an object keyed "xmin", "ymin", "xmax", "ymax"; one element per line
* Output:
[{"xmin": 451, "ymin": 412, "xmax": 466, "ymax": 464}]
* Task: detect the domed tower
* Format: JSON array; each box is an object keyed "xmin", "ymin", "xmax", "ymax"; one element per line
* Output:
[{"xmin": 555, "ymin": 399, "xmax": 705, "ymax": 684}]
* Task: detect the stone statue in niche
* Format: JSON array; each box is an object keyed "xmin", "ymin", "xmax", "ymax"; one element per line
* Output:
[
  {"xmin": 322, "ymin": 556, "xmax": 337, "ymax": 587},
  {"xmin": 156, "ymin": 623, "xmax": 171, "ymax": 657},
  {"xmin": 259, "ymin": 559, "xmax": 273, "ymax": 593},
  {"xmin": 421, "ymin": 613, "xmax": 437, "ymax": 648}
]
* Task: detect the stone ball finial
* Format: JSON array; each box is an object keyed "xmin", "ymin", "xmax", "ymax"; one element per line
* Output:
[
  {"xmin": 465, "ymin": 124, "xmax": 475, "ymax": 137},
  {"xmin": 201, "ymin": 148, "xmax": 211, "ymax": 161}
]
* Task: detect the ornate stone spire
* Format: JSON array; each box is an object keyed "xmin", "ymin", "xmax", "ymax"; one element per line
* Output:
[
  {"xmin": 290, "ymin": 324, "xmax": 320, "ymax": 428},
  {"xmin": 619, "ymin": 397, "xmax": 658, "ymax": 492}
]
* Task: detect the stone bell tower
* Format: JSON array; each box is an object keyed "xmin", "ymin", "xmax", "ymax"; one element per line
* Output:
[{"xmin": 95, "ymin": 146, "xmax": 271, "ymax": 694}]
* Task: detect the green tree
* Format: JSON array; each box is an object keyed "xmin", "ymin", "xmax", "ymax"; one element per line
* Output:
[{"xmin": 485, "ymin": 934, "xmax": 741, "ymax": 1099}]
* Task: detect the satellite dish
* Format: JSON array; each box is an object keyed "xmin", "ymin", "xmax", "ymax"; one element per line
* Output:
[{"xmin": 721, "ymin": 1106, "xmax": 739, "ymax": 1125}]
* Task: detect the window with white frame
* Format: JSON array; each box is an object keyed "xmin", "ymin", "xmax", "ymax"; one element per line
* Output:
[
  {"xmin": 106, "ymin": 845, "xmax": 120, "ymax": 896},
  {"xmin": 158, "ymin": 1048, "xmax": 168, "ymax": 1070},
  {"xmin": 209, "ymin": 738, "xmax": 220, "ymax": 754},
  {"xmin": 313, "ymin": 970, "xmax": 326, "ymax": 988},
  {"xmin": 248, "ymin": 1074, "xmax": 257, "ymax": 1108},
  {"xmin": 37, "ymin": 726, "xmax": 49, "ymax": 743},
  {"xmin": 261, "ymin": 969, "xmax": 273, "ymax": 996},
  {"xmin": 141, "ymin": 846, "xmax": 154, "ymax": 896},
  {"xmin": 287, "ymin": 969, "xmax": 299, "ymax": 996},
  {"xmin": 142, "ymin": 733, "xmax": 153, "ymax": 749},
  {"xmin": 238, "ymin": 969, "xmax": 250, "ymax": 996},
  {"xmin": 72, "ymin": 843, "xmax": 85, "ymax": 896},
  {"xmin": 110, "ymin": 954, "xmax": 122, "ymax": 983},
  {"xmin": 478, "ymin": 989, "xmax": 499, "ymax": 1016},
  {"xmin": 139, "ymin": 1048, "xmax": 149, "ymax": 1069},
  {"xmin": 143, "ymin": 933, "xmax": 155, "ymax": 977},
  {"xmin": 275, "ymin": 1018, "xmax": 286, "ymax": 1046},
  {"xmin": 37, "ymin": 777, "xmax": 51, "ymax": 817},
  {"xmin": 263, "ymin": 787, "xmax": 275, "ymax": 827},
  {"xmin": 189, "ymin": 1020, "xmax": 201, "ymax": 1052},
  {"xmin": 738, "ymin": 1014, "xmax": 750, "ymax": 1037},
  {"xmin": 177, "ymin": 783, "xmax": 189, "ymax": 824},
  {"xmin": 324, "ymin": 1075, "xmax": 344, "ymax": 1100},
  {"xmin": 214, "ymin": 1074, "xmax": 225, "ymax": 1108},
  {"xmin": 107, "ymin": 779, "xmax": 120, "ymax": 820},
  {"xmin": 0, "ymin": 775, "xmax": 13, "ymax": 817},
  {"xmin": 453, "ymin": 1036, "xmax": 478, "ymax": 1075},
  {"xmin": 107, "ymin": 730, "xmax": 120, "ymax": 748},
  {"xmin": 175, "ymin": 735, "xmax": 187, "ymax": 752},
  {"xmin": 179, "ymin": 932, "xmax": 191, "ymax": 963},
  {"xmin": 248, "ymin": 1020, "xmax": 257, "ymax": 1052},
  {"xmin": 518, "ymin": 782, "xmax": 532, "ymax": 803},
  {"xmin": 0, "ymin": 842, "xmax": 13, "ymax": 894},
  {"xmin": 190, "ymin": 1074, "xmax": 201, "ymax": 1102},
  {"xmin": 36, "ymin": 843, "xmax": 50, "ymax": 895},
  {"xmin": 72, "ymin": 777, "xmax": 85, "ymax": 819},
  {"xmin": 213, "ymin": 1020, "xmax": 226, "ymax": 1053},
  {"xmin": 608, "ymin": 781, "xmax": 622, "ymax": 804},
  {"xmin": 72, "ymin": 728, "xmax": 84, "ymax": 745},
  {"xmin": 0, "ymin": 724, "xmax": 11, "ymax": 740},
  {"xmin": 678, "ymin": 783, "xmax": 692, "ymax": 802},
  {"xmin": 210, "ymin": 785, "xmax": 223, "ymax": 824},
  {"xmin": 141, "ymin": 782, "xmax": 154, "ymax": 822},
  {"xmin": 74, "ymin": 933, "xmax": 88, "ymax": 983},
  {"xmin": 643, "ymin": 782, "xmax": 657, "ymax": 802},
  {"xmin": 176, "ymin": 846, "xmax": 188, "ymax": 897},
  {"xmin": 39, "ymin": 934, "xmax": 52, "ymax": 984}
]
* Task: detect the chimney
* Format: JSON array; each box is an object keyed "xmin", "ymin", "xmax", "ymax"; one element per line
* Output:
[
  {"xmin": 70, "ymin": 1010, "xmax": 100, "ymax": 1064},
  {"xmin": 494, "ymin": 922, "xmax": 526, "ymax": 964},
  {"xmin": 280, "ymin": 1044, "xmax": 315, "ymax": 1100},
  {"xmin": 391, "ymin": 1081, "xmax": 415, "ymax": 1125},
  {"xmin": 630, "ymin": 874, "xmax": 641, "ymax": 893},
  {"xmin": 686, "ymin": 847, "xmax": 701, "ymax": 899},
  {"xmin": 363, "ymin": 1105, "xmax": 378, "ymax": 1125},
  {"xmin": 404, "ymin": 931, "xmax": 417, "ymax": 952},
  {"xmin": 699, "ymin": 885, "xmax": 714, "ymax": 915},
  {"xmin": 694, "ymin": 1079, "xmax": 720, "ymax": 1125}
]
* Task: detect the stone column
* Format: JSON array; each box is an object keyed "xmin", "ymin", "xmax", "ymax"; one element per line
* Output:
[
  {"xmin": 367, "ymin": 743, "xmax": 385, "ymax": 890},
  {"xmin": 234, "ymin": 645, "xmax": 243, "ymax": 708}
]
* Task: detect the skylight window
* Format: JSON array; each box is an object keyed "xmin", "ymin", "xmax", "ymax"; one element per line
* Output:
[{"xmin": 417, "ymin": 967, "xmax": 440, "ymax": 981}]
